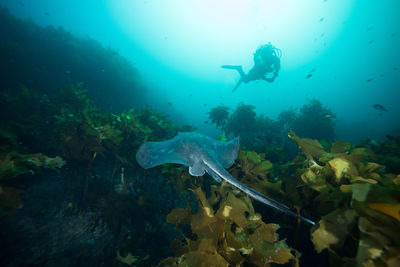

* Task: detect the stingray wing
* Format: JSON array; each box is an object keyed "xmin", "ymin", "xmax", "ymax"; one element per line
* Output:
[
  {"xmin": 185, "ymin": 132, "xmax": 239, "ymax": 169},
  {"xmin": 136, "ymin": 132, "xmax": 239, "ymax": 171},
  {"xmin": 213, "ymin": 137, "xmax": 239, "ymax": 168},
  {"xmin": 136, "ymin": 140, "xmax": 189, "ymax": 169}
]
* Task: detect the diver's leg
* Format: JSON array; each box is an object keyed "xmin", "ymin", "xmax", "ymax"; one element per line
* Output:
[
  {"xmin": 221, "ymin": 65, "xmax": 247, "ymax": 80},
  {"xmin": 221, "ymin": 65, "xmax": 247, "ymax": 91},
  {"xmin": 221, "ymin": 65, "xmax": 246, "ymax": 78},
  {"xmin": 221, "ymin": 65, "xmax": 242, "ymax": 70},
  {"xmin": 236, "ymin": 68, "xmax": 247, "ymax": 81},
  {"xmin": 232, "ymin": 79, "xmax": 243, "ymax": 92}
]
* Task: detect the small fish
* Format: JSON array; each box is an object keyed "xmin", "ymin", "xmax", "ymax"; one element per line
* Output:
[
  {"xmin": 366, "ymin": 78, "xmax": 374, "ymax": 82},
  {"xmin": 168, "ymin": 102, "xmax": 173, "ymax": 106},
  {"xmin": 380, "ymin": 74, "xmax": 384, "ymax": 78},
  {"xmin": 44, "ymin": 11, "xmax": 50, "ymax": 16},
  {"xmin": 368, "ymin": 40, "xmax": 374, "ymax": 45},
  {"xmin": 306, "ymin": 74, "xmax": 312, "ymax": 79},
  {"xmin": 204, "ymin": 104, "xmax": 207, "ymax": 107},
  {"xmin": 324, "ymin": 114, "xmax": 332, "ymax": 118},
  {"xmin": 204, "ymin": 121, "xmax": 209, "ymax": 124},
  {"xmin": 309, "ymin": 68, "xmax": 317, "ymax": 73},
  {"xmin": 366, "ymin": 26, "xmax": 374, "ymax": 32},
  {"xmin": 189, "ymin": 94, "xmax": 192, "ymax": 97},
  {"xmin": 319, "ymin": 17, "xmax": 324, "ymax": 22},
  {"xmin": 373, "ymin": 104, "xmax": 387, "ymax": 112}
]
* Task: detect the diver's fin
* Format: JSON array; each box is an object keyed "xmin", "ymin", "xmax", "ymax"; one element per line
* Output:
[
  {"xmin": 232, "ymin": 79, "xmax": 243, "ymax": 92},
  {"xmin": 221, "ymin": 65, "xmax": 242, "ymax": 70}
]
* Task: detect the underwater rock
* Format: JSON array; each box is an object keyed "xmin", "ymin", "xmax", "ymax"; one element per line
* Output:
[{"xmin": 0, "ymin": 185, "xmax": 22, "ymax": 213}]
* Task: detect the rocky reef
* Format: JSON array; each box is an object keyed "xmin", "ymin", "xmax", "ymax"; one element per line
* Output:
[{"xmin": 1, "ymin": 83, "xmax": 399, "ymax": 266}]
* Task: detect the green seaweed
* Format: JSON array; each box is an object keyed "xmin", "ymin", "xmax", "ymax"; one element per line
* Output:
[{"xmin": 208, "ymin": 105, "xmax": 230, "ymax": 129}]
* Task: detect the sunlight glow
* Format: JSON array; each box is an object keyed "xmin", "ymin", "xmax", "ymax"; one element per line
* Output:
[{"xmin": 109, "ymin": 0, "xmax": 354, "ymax": 81}]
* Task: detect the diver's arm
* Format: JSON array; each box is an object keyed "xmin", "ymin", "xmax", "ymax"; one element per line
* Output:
[
  {"xmin": 263, "ymin": 58, "xmax": 280, "ymax": 83},
  {"xmin": 263, "ymin": 77, "xmax": 275, "ymax": 83},
  {"xmin": 272, "ymin": 57, "xmax": 280, "ymax": 78}
]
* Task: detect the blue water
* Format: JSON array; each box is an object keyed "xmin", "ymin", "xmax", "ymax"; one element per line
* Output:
[{"xmin": 1, "ymin": 0, "xmax": 399, "ymax": 142}]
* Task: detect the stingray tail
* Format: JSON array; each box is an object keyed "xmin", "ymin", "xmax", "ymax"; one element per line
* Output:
[
  {"xmin": 204, "ymin": 162, "xmax": 315, "ymax": 225},
  {"xmin": 237, "ymin": 180, "xmax": 316, "ymax": 225}
]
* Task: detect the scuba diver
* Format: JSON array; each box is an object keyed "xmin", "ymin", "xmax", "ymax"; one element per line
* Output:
[{"xmin": 222, "ymin": 43, "xmax": 281, "ymax": 92}]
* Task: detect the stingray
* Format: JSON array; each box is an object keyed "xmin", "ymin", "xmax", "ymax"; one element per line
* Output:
[{"xmin": 136, "ymin": 132, "xmax": 315, "ymax": 225}]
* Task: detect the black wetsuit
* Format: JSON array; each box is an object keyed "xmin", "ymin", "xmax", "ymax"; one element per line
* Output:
[{"xmin": 222, "ymin": 44, "xmax": 281, "ymax": 92}]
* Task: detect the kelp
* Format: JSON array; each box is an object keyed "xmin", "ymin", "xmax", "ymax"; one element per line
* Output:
[
  {"xmin": 0, "ymin": 151, "xmax": 65, "ymax": 180},
  {"xmin": 229, "ymin": 150, "xmax": 284, "ymax": 199},
  {"xmin": 0, "ymin": 85, "xmax": 57, "ymax": 153},
  {"xmin": 288, "ymin": 98, "xmax": 336, "ymax": 141},
  {"xmin": 52, "ymin": 85, "xmax": 181, "ymax": 166},
  {"xmin": 208, "ymin": 105, "xmax": 230, "ymax": 129},
  {"xmin": 115, "ymin": 250, "xmax": 140, "ymax": 265},
  {"xmin": 158, "ymin": 130, "xmax": 400, "ymax": 267},
  {"xmin": 310, "ymin": 183, "xmax": 400, "ymax": 266},
  {"xmin": 161, "ymin": 148, "xmax": 283, "ymax": 200},
  {"xmin": 207, "ymin": 99, "xmax": 336, "ymax": 159},
  {"xmin": 288, "ymin": 130, "xmax": 352, "ymax": 163},
  {"xmin": 223, "ymin": 103, "xmax": 285, "ymax": 155},
  {"xmin": 0, "ymin": 151, "xmax": 65, "ymax": 213},
  {"xmin": 225, "ymin": 103, "xmax": 257, "ymax": 136},
  {"xmin": 370, "ymin": 135, "xmax": 400, "ymax": 173},
  {"xmin": 161, "ymin": 185, "xmax": 298, "ymax": 266},
  {"xmin": 162, "ymin": 164, "xmax": 200, "ymax": 195},
  {"xmin": 0, "ymin": 185, "xmax": 23, "ymax": 213},
  {"xmin": 0, "ymin": 82, "xmax": 184, "ymax": 172},
  {"xmin": 2, "ymin": 66, "xmax": 400, "ymax": 266},
  {"xmin": 285, "ymin": 129, "xmax": 400, "ymax": 266},
  {"xmin": 288, "ymin": 131, "xmax": 381, "ymax": 193},
  {"xmin": 115, "ymin": 250, "xmax": 149, "ymax": 266},
  {"xmin": 311, "ymin": 208, "xmax": 357, "ymax": 253},
  {"xmin": 0, "ymin": 83, "xmax": 186, "ymax": 220}
]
